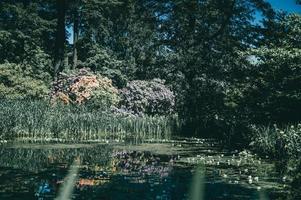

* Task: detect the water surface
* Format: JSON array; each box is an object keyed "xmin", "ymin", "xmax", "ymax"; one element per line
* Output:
[{"xmin": 0, "ymin": 139, "xmax": 288, "ymax": 199}]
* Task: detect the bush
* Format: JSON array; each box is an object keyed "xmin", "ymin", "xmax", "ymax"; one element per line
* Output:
[
  {"xmin": 119, "ymin": 79, "xmax": 175, "ymax": 116},
  {"xmin": 250, "ymin": 124, "xmax": 301, "ymax": 159},
  {"xmin": 21, "ymin": 46, "xmax": 53, "ymax": 82},
  {"xmin": 250, "ymin": 123, "xmax": 301, "ymax": 198},
  {"xmin": 290, "ymin": 161, "xmax": 301, "ymax": 199},
  {"xmin": 51, "ymin": 68, "xmax": 119, "ymax": 109},
  {"xmin": 0, "ymin": 63, "xmax": 50, "ymax": 99}
]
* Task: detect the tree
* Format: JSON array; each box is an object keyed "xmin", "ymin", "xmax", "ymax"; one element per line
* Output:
[
  {"xmin": 0, "ymin": 1, "xmax": 56, "ymax": 64},
  {"xmin": 0, "ymin": 1, "xmax": 54, "ymax": 98},
  {"xmin": 228, "ymin": 14, "xmax": 301, "ymax": 124},
  {"xmin": 70, "ymin": 1, "xmax": 80, "ymax": 69},
  {"xmin": 54, "ymin": 0, "xmax": 67, "ymax": 79},
  {"xmin": 153, "ymin": 0, "xmax": 275, "ymax": 137}
]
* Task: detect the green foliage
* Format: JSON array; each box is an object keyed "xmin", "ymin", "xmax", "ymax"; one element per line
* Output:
[
  {"xmin": 21, "ymin": 46, "xmax": 53, "ymax": 81},
  {"xmin": 250, "ymin": 124, "xmax": 301, "ymax": 199},
  {"xmin": 0, "ymin": 100, "xmax": 177, "ymax": 141},
  {"xmin": 0, "ymin": 2, "xmax": 53, "ymax": 100},
  {"xmin": 79, "ymin": 0, "xmax": 158, "ymax": 80},
  {"xmin": 220, "ymin": 14, "xmax": 301, "ymax": 146},
  {"xmin": 251, "ymin": 124, "xmax": 301, "ymax": 160},
  {"xmin": 82, "ymin": 45, "xmax": 127, "ymax": 88},
  {"xmin": 228, "ymin": 45, "xmax": 301, "ymax": 124},
  {"xmin": 0, "ymin": 1, "xmax": 56, "ymax": 64},
  {"xmin": 0, "ymin": 63, "xmax": 50, "ymax": 99},
  {"xmin": 262, "ymin": 13, "xmax": 301, "ymax": 48},
  {"xmin": 163, "ymin": 0, "xmax": 274, "ymax": 138},
  {"xmin": 290, "ymin": 160, "xmax": 301, "ymax": 199}
]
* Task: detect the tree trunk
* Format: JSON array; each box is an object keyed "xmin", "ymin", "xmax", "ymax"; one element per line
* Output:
[
  {"xmin": 54, "ymin": 0, "xmax": 66, "ymax": 79},
  {"xmin": 72, "ymin": 9, "xmax": 79, "ymax": 69}
]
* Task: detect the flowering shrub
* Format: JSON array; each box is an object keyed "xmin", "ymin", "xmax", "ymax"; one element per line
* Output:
[
  {"xmin": 119, "ymin": 79, "xmax": 175, "ymax": 115},
  {"xmin": 51, "ymin": 68, "xmax": 119, "ymax": 109}
]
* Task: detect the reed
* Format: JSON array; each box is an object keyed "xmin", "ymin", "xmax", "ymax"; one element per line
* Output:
[
  {"xmin": 251, "ymin": 124, "xmax": 301, "ymax": 159},
  {"xmin": 0, "ymin": 100, "xmax": 179, "ymax": 142}
]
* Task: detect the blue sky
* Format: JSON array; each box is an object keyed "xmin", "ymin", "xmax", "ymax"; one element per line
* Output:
[
  {"xmin": 267, "ymin": 0, "xmax": 301, "ymax": 13},
  {"xmin": 254, "ymin": 0, "xmax": 301, "ymax": 24}
]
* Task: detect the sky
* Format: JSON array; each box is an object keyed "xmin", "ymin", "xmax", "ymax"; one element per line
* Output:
[
  {"xmin": 267, "ymin": 0, "xmax": 301, "ymax": 13},
  {"xmin": 254, "ymin": 0, "xmax": 301, "ymax": 24}
]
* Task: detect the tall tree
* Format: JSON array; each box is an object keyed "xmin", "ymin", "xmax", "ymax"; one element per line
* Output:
[
  {"xmin": 54, "ymin": 0, "xmax": 67, "ymax": 79},
  {"xmin": 67, "ymin": 0, "xmax": 82, "ymax": 69},
  {"xmin": 72, "ymin": 5, "xmax": 79, "ymax": 69},
  {"xmin": 229, "ymin": 14, "xmax": 301, "ymax": 123},
  {"xmin": 153, "ymin": 0, "xmax": 275, "ymax": 137}
]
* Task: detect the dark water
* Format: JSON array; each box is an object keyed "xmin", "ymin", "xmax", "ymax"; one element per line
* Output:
[{"xmin": 0, "ymin": 139, "xmax": 288, "ymax": 200}]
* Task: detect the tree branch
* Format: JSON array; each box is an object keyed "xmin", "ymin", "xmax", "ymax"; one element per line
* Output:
[{"xmin": 208, "ymin": 0, "xmax": 236, "ymax": 40}]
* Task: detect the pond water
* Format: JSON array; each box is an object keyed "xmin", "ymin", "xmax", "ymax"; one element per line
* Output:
[{"xmin": 0, "ymin": 138, "xmax": 288, "ymax": 200}]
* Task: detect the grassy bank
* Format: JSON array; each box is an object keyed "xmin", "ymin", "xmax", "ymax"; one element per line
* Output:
[{"xmin": 0, "ymin": 100, "xmax": 179, "ymax": 142}]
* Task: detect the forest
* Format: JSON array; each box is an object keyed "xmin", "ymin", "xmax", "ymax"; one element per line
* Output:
[{"xmin": 0, "ymin": 0, "xmax": 301, "ymax": 199}]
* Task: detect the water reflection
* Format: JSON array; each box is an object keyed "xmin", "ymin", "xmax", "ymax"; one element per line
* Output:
[{"xmin": 0, "ymin": 140, "xmax": 289, "ymax": 199}]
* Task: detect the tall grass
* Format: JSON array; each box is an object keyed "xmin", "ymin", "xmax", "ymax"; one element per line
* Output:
[
  {"xmin": 250, "ymin": 124, "xmax": 301, "ymax": 199},
  {"xmin": 0, "ymin": 100, "xmax": 179, "ymax": 142},
  {"xmin": 250, "ymin": 124, "xmax": 301, "ymax": 159}
]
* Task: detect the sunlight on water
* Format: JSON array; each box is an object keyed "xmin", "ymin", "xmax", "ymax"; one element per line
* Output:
[
  {"xmin": 189, "ymin": 165, "xmax": 205, "ymax": 200},
  {"xmin": 55, "ymin": 158, "xmax": 80, "ymax": 200}
]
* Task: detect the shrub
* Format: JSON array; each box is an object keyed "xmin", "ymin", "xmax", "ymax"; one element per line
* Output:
[
  {"xmin": 51, "ymin": 68, "xmax": 119, "ymax": 109},
  {"xmin": 21, "ymin": 46, "xmax": 53, "ymax": 82},
  {"xmin": 290, "ymin": 161, "xmax": 301, "ymax": 199},
  {"xmin": 250, "ymin": 123, "xmax": 301, "ymax": 198},
  {"xmin": 119, "ymin": 79, "xmax": 175, "ymax": 116},
  {"xmin": 250, "ymin": 124, "xmax": 301, "ymax": 159},
  {"xmin": 0, "ymin": 63, "xmax": 50, "ymax": 99}
]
